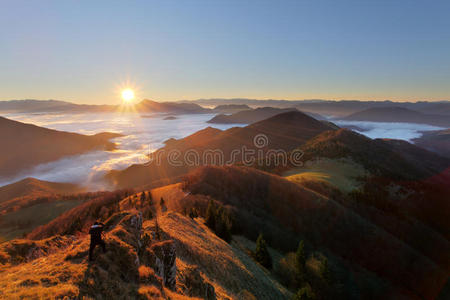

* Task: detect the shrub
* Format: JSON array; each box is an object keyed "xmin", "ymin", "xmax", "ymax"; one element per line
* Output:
[
  {"xmin": 275, "ymin": 252, "xmax": 298, "ymax": 289},
  {"xmin": 188, "ymin": 207, "xmax": 198, "ymax": 219},
  {"xmin": 319, "ymin": 257, "xmax": 332, "ymax": 285},
  {"xmin": 292, "ymin": 285, "xmax": 315, "ymax": 300}
]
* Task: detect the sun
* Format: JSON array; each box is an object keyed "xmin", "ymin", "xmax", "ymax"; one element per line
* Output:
[{"xmin": 121, "ymin": 89, "xmax": 135, "ymax": 103}]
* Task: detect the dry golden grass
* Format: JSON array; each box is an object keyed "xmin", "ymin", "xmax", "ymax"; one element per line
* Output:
[
  {"xmin": 149, "ymin": 183, "xmax": 187, "ymax": 212},
  {"xmin": 0, "ymin": 185, "xmax": 294, "ymax": 300},
  {"xmin": 0, "ymin": 235, "xmax": 76, "ymax": 267},
  {"xmin": 284, "ymin": 158, "xmax": 367, "ymax": 193},
  {"xmin": 1, "ymin": 204, "xmax": 290, "ymax": 299},
  {"xmin": 0, "ymin": 241, "xmax": 85, "ymax": 299},
  {"xmin": 154, "ymin": 211, "xmax": 291, "ymax": 300},
  {"xmin": 0, "ymin": 210, "xmax": 198, "ymax": 300}
]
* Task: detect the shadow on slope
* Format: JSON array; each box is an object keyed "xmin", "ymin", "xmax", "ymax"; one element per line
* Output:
[{"xmin": 182, "ymin": 165, "xmax": 449, "ymax": 300}]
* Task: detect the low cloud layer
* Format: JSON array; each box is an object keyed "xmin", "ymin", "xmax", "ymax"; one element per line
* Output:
[
  {"xmin": 333, "ymin": 120, "xmax": 444, "ymax": 141},
  {"xmin": 0, "ymin": 112, "xmax": 444, "ymax": 189},
  {"xmin": 0, "ymin": 112, "xmax": 240, "ymax": 189}
]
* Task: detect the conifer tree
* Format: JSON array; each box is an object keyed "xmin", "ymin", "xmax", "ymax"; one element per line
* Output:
[
  {"xmin": 319, "ymin": 257, "xmax": 332, "ymax": 285},
  {"xmin": 146, "ymin": 209, "xmax": 153, "ymax": 219},
  {"xmin": 254, "ymin": 233, "xmax": 272, "ymax": 269},
  {"xmin": 205, "ymin": 199, "xmax": 216, "ymax": 231},
  {"xmin": 147, "ymin": 192, "xmax": 153, "ymax": 205},
  {"xmin": 216, "ymin": 209, "xmax": 232, "ymax": 242},
  {"xmin": 295, "ymin": 240, "xmax": 306, "ymax": 283}
]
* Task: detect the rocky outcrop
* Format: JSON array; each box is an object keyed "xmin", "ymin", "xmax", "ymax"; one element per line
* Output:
[
  {"xmin": 105, "ymin": 211, "xmax": 177, "ymax": 290},
  {"xmin": 60, "ymin": 210, "xmax": 178, "ymax": 297},
  {"xmin": 142, "ymin": 240, "xmax": 177, "ymax": 290},
  {"xmin": 108, "ymin": 211, "xmax": 177, "ymax": 290},
  {"xmin": 179, "ymin": 266, "xmax": 216, "ymax": 300}
]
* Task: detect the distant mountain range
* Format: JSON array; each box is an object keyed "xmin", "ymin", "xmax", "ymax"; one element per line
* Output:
[
  {"xmin": 0, "ymin": 99, "xmax": 117, "ymax": 113},
  {"xmin": 189, "ymin": 98, "xmax": 450, "ymax": 117},
  {"xmin": 135, "ymin": 99, "xmax": 210, "ymax": 114},
  {"xmin": 0, "ymin": 116, "xmax": 122, "ymax": 179},
  {"xmin": 0, "ymin": 99, "xmax": 210, "ymax": 115},
  {"xmin": 343, "ymin": 107, "xmax": 450, "ymax": 127},
  {"xmin": 212, "ymin": 104, "xmax": 250, "ymax": 112},
  {"xmin": 2, "ymin": 99, "xmax": 450, "ymax": 118}
]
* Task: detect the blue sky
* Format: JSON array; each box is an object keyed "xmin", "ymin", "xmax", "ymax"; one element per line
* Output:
[{"xmin": 1, "ymin": 0, "xmax": 449, "ymax": 104}]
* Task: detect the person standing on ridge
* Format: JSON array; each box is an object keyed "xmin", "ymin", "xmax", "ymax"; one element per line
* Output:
[{"xmin": 88, "ymin": 221, "xmax": 106, "ymax": 261}]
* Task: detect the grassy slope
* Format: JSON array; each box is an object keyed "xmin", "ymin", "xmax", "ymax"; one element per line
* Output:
[
  {"xmin": 0, "ymin": 177, "xmax": 81, "ymax": 204},
  {"xmin": 293, "ymin": 128, "xmax": 450, "ymax": 181},
  {"xmin": 0, "ymin": 178, "xmax": 85, "ymax": 242},
  {"xmin": 1, "ymin": 211, "xmax": 181, "ymax": 299},
  {"xmin": 182, "ymin": 165, "xmax": 449, "ymax": 300},
  {"xmin": 283, "ymin": 158, "xmax": 367, "ymax": 193},
  {"xmin": 158, "ymin": 212, "xmax": 291, "ymax": 299},
  {"xmin": 0, "ymin": 199, "xmax": 83, "ymax": 242},
  {"xmin": 0, "ymin": 203, "xmax": 290, "ymax": 299}
]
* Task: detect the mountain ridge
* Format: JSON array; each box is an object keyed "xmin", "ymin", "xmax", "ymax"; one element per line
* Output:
[
  {"xmin": 106, "ymin": 111, "xmax": 336, "ymax": 188},
  {"xmin": 0, "ymin": 116, "xmax": 122, "ymax": 179},
  {"xmin": 343, "ymin": 106, "xmax": 450, "ymax": 127},
  {"xmin": 0, "ymin": 177, "xmax": 81, "ymax": 205},
  {"xmin": 3, "ymin": 99, "xmax": 450, "ymax": 117},
  {"xmin": 207, "ymin": 107, "xmax": 298, "ymax": 124}
]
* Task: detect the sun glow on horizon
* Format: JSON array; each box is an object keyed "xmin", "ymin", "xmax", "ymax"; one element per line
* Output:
[{"xmin": 121, "ymin": 89, "xmax": 135, "ymax": 103}]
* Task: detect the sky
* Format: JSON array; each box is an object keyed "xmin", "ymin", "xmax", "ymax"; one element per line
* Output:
[{"xmin": 1, "ymin": 0, "xmax": 450, "ymax": 104}]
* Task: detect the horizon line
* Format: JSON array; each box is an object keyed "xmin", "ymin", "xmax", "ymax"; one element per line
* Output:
[{"xmin": 1, "ymin": 97, "xmax": 449, "ymax": 106}]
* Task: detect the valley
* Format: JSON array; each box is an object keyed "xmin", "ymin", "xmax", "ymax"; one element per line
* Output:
[
  {"xmin": 2, "ymin": 2, "xmax": 450, "ymax": 298},
  {"xmin": 0, "ymin": 100, "xmax": 449, "ymax": 299}
]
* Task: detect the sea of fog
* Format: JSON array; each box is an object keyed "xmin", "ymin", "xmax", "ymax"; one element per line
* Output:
[
  {"xmin": 0, "ymin": 112, "xmax": 444, "ymax": 189},
  {"xmin": 0, "ymin": 112, "xmax": 243, "ymax": 189},
  {"xmin": 332, "ymin": 120, "xmax": 444, "ymax": 141}
]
